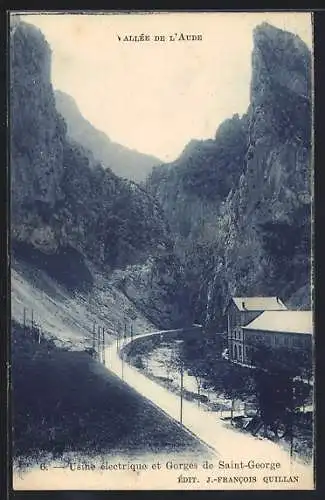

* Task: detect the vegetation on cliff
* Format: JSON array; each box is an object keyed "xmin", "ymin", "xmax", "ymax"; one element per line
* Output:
[
  {"xmin": 10, "ymin": 20, "xmax": 171, "ymax": 287},
  {"xmin": 146, "ymin": 22, "xmax": 312, "ymax": 327},
  {"xmin": 55, "ymin": 90, "xmax": 161, "ymax": 182},
  {"xmin": 10, "ymin": 19, "xmax": 312, "ymax": 330}
]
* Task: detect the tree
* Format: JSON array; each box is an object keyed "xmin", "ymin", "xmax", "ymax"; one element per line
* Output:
[
  {"xmin": 251, "ymin": 342, "xmax": 312, "ymax": 439},
  {"xmin": 165, "ymin": 349, "xmax": 185, "ymax": 423},
  {"xmin": 193, "ymin": 372, "xmax": 204, "ymax": 407},
  {"xmin": 220, "ymin": 364, "xmax": 253, "ymax": 425}
]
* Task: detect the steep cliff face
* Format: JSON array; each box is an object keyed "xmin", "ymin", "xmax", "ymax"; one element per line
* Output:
[
  {"xmin": 147, "ymin": 114, "xmax": 248, "ymax": 260},
  {"xmin": 219, "ymin": 23, "xmax": 311, "ymax": 311},
  {"xmin": 147, "ymin": 23, "xmax": 312, "ymax": 326},
  {"xmin": 55, "ymin": 90, "xmax": 161, "ymax": 182},
  {"xmin": 145, "ymin": 112, "xmax": 250, "ymax": 324},
  {"xmin": 10, "ymin": 19, "xmax": 312, "ymax": 331},
  {"xmin": 10, "ymin": 20, "xmax": 171, "ymax": 292},
  {"xmin": 10, "ymin": 21, "xmax": 66, "ymax": 243}
]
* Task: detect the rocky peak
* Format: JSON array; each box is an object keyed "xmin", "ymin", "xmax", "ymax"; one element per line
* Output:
[
  {"xmin": 10, "ymin": 20, "xmax": 172, "ymax": 278},
  {"xmin": 10, "ymin": 21, "xmax": 66, "ymax": 212},
  {"xmin": 252, "ymin": 21, "xmax": 311, "ymax": 78},
  {"xmin": 251, "ymin": 23, "xmax": 311, "ymax": 121},
  {"xmin": 146, "ymin": 22, "xmax": 312, "ymax": 325},
  {"xmin": 242, "ymin": 23, "xmax": 312, "ymax": 217}
]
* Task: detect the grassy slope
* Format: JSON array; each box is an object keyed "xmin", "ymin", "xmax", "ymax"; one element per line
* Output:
[
  {"xmin": 12, "ymin": 322, "xmax": 205, "ymax": 463},
  {"xmin": 11, "ymin": 257, "xmax": 155, "ymax": 349}
]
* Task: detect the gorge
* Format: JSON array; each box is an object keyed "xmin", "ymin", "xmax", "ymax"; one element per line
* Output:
[{"xmin": 10, "ymin": 19, "xmax": 312, "ymax": 332}]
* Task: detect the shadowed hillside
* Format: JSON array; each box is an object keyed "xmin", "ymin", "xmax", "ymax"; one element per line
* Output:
[
  {"xmin": 145, "ymin": 22, "xmax": 312, "ymax": 327},
  {"xmin": 55, "ymin": 90, "xmax": 161, "ymax": 182}
]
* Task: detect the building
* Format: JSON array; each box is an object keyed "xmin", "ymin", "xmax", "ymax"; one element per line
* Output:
[
  {"xmin": 226, "ymin": 296, "xmax": 287, "ymax": 363},
  {"xmin": 242, "ymin": 310, "xmax": 313, "ymax": 365}
]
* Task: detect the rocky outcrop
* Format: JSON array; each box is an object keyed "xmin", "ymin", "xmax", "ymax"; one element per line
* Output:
[
  {"xmin": 10, "ymin": 20, "xmax": 171, "ymax": 290},
  {"xmin": 147, "ymin": 22, "xmax": 312, "ymax": 327},
  {"xmin": 10, "ymin": 19, "xmax": 312, "ymax": 330},
  {"xmin": 218, "ymin": 23, "xmax": 311, "ymax": 312},
  {"xmin": 147, "ymin": 114, "xmax": 248, "ymax": 238},
  {"xmin": 10, "ymin": 21, "xmax": 66, "ymax": 220},
  {"xmin": 55, "ymin": 90, "xmax": 161, "ymax": 182},
  {"xmin": 111, "ymin": 252, "xmax": 191, "ymax": 329}
]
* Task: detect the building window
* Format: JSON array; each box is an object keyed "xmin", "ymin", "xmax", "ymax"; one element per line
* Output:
[
  {"xmin": 238, "ymin": 345, "xmax": 242, "ymax": 359},
  {"xmin": 293, "ymin": 337, "xmax": 302, "ymax": 347}
]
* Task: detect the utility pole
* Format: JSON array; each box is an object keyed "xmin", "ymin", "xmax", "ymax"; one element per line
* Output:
[
  {"xmin": 92, "ymin": 322, "xmax": 96, "ymax": 353},
  {"xmin": 31, "ymin": 309, "xmax": 34, "ymax": 331},
  {"xmin": 97, "ymin": 325, "xmax": 101, "ymax": 362},
  {"xmin": 124, "ymin": 320, "xmax": 127, "ymax": 343},
  {"xmin": 130, "ymin": 322, "xmax": 133, "ymax": 341},
  {"xmin": 102, "ymin": 327, "xmax": 106, "ymax": 365},
  {"xmin": 23, "ymin": 307, "xmax": 26, "ymax": 334},
  {"xmin": 116, "ymin": 321, "xmax": 121, "ymax": 352},
  {"xmin": 180, "ymin": 362, "xmax": 184, "ymax": 424}
]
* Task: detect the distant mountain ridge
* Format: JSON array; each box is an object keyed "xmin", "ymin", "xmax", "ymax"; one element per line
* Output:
[
  {"xmin": 10, "ymin": 20, "xmax": 171, "ymax": 276},
  {"xmin": 10, "ymin": 19, "xmax": 188, "ymax": 328},
  {"xmin": 10, "ymin": 18, "xmax": 312, "ymax": 332},
  {"xmin": 55, "ymin": 90, "xmax": 161, "ymax": 182}
]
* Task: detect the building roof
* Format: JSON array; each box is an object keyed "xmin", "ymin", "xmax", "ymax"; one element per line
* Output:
[
  {"xmin": 232, "ymin": 296, "xmax": 287, "ymax": 312},
  {"xmin": 242, "ymin": 310, "xmax": 313, "ymax": 335}
]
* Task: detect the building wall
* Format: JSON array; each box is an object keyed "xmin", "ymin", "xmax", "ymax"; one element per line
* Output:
[
  {"xmin": 227, "ymin": 301, "xmax": 262, "ymax": 362},
  {"xmin": 243, "ymin": 329, "xmax": 312, "ymax": 364}
]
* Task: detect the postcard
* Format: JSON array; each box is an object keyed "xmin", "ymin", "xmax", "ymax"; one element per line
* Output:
[{"xmin": 9, "ymin": 10, "xmax": 314, "ymax": 491}]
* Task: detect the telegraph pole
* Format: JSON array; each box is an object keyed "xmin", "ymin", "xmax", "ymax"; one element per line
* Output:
[
  {"xmin": 23, "ymin": 307, "xmax": 26, "ymax": 334},
  {"xmin": 102, "ymin": 327, "xmax": 106, "ymax": 365},
  {"xmin": 97, "ymin": 325, "xmax": 101, "ymax": 362},
  {"xmin": 116, "ymin": 321, "xmax": 121, "ymax": 352},
  {"xmin": 121, "ymin": 352, "xmax": 124, "ymax": 380},
  {"xmin": 124, "ymin": 320, "xmax": 127, "ymax": 344},
  {"xmin": 92, "ymin": 322, "xmax": 96, "ymax": 353},
  {"xmin": 180, "ymin": 362, "xmax": 184, "ymax": 424}
]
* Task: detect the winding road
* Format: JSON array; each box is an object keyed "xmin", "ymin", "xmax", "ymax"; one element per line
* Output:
[{"xmin": 104, "ymin": 329, "xmax": 313, "ymax": 485}]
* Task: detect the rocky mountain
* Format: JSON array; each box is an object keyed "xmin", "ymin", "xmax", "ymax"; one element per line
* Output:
[
  {"xmin": 10, "ymin": 19, "xmax": 312, "ymax": 332},
  {"xmin": 10, "ymin": 22, "xmax": 161, "ymax": 281},
  {"xmin": 55, "ymin": 90, "xmax": 161, "ymax": 182},
  {"xmin": 10, "ymin": 19, "xmax": 190, "ymax": 328},
  {"xmin": 218, "ymin": 22, "xmax": 311, "ymax": 312},
  {"xmin": 146, "ymin": 22, "xmax": 312, "ymax": 326},
  {"xmin": 147, "ymin": 114, "xmax": 248, "ymax": 254}
]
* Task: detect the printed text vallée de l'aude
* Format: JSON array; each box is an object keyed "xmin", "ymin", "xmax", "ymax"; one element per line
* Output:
[{"xmin": 117, "ymin": 33, "xmax": 203, "ymax": 42}]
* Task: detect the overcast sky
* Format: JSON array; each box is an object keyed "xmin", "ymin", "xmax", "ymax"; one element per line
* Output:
[{"xmin": 19, "ymin": 12, "xmax": 312, "ymax": 162}]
